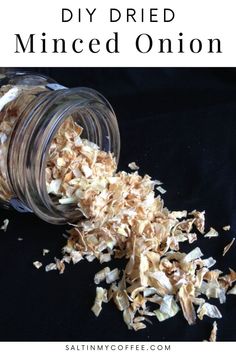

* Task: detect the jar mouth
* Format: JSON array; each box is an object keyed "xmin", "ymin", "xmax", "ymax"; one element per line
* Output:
[{"xmin": 8, "ymin": 87, "xmax": 120, "ymax": 224}]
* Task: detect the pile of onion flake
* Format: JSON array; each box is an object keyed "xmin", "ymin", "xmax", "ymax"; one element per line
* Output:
[{"xmin": 43, "ymin": 119, "xmax": 236, "ymax": 338}]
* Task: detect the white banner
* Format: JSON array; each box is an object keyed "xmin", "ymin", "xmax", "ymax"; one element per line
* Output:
[
  {"xmin": 0, "ymin": 342, "xmax": 235, "ymax": 354},
  {"xmin": 0, "ymin": 0, "xmax": 235, "ymax": 67}
]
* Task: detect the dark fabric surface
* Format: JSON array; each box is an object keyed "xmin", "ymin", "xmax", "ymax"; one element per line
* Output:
[{"xmin": 0, "ymin": 68, "xmax": 236, "ymax": 341}]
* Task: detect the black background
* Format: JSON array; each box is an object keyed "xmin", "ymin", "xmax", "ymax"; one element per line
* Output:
[{"xmin": 0, "ymin": 68, "xmax": 236, "ymax": 341}]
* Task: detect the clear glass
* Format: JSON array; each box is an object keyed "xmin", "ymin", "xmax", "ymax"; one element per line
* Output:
[{"xmin": 0, "ymin": 71, "xmax": 120, "ymax": 224}]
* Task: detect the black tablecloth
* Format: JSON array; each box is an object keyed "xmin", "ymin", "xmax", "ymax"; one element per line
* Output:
[{"xmin": 0, "ymin": 68, "xmax": 236, "ymax": 341}]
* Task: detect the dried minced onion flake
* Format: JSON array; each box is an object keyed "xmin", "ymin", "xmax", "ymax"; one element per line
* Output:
[
  {"xmin": 113, "ymin": 290, "xmax": 130, "ymax": 311},
  {"xmin": 33, "ymin": 261, "xmax": 42, "ymax": 269},
  {"xmin": 209, "ymin": 321, "xmax": 218, "ymax": 342},
  {"xmin": 1, "ymin": 218, "xmax": 9, "ymax": 232},
  {"xmin": 43, "ymin": 249, "xmax": 50, "ymax": 256},
  {"xmin": 47, "ymin": 179, "xmax": 62, "ymax": 195},
  {"xmin": 202, "ymin": 257, "xmax": 216, "ymax": 268},
  {"xmin": 45, "ymin": 263, "xmax": 57, "ymax": 272},
  {"xmin": 128, "ymin": 162, "xmax": 139, "ymax": 170},
  {"xmin": 91, "ymin": 287, "xmax": 107, "ymax": 317},
  {"xmin": 223, "ymin": 238, "xmax": 235, "ymax": 256},
  {"xmin": 152, "ymin": 179, "xmax": 163, "ymax": 186},
  {"xmin": 94, "ymin": 267, "xmax": 111, "ymax": 285},
  {"xmin": 178, "ymin": 284, "xmax": 196, "ymax": 325},
  {"xmin": 190, "ymin": 210, "xmax": 205, "ymax": 234},
  {"xmin": 223, "ymin": 225, "xmax": 231, "ymax": 231},
  {"xmin": 99, "ymin": 253, "xmax": 112, "ymax": 263},
  {"xmin": 197, "ymin": 303, "xmax": 222, "ymax": 320},
  {"xmin": 81, "ymin": 165, "xmax": 93, "ymax": 178},
  {"xmin": 59, "ymin": 197, "xmax": 77, "ymax": 205},
  {"xmin": 204, "ymin": 227, "xmax": 219, "ymax": 238},
  {"xmin": 183, "ymin": 247, "xmax": 203, "ymax": 263},
  {"xmin": 55, "ymin": 258, "xmax": 65, "ymax": 274},
  {"xmin": 132, "ymin": 322, "xmax": 146, "ymax": 331},
  {"xmin": 0, "ymin": 86, "xmax": 20, "ymax": 110},
  {"xmin": 70, "ymin": 250, "xmax": 83, "ymax": 264},
  {"xmin": 106, "ymin": 268, "xmax": 120, "ymax": 284},
  {"xmin": 143, "ymin": 287, "xmax": 157, "ymax": 297},
  {"xmin": 156, "ymin": 186, "xmax": 167, "ymax": 194},
  {"xmin": 86, "ymin": 254, "xmax": 96, "ymax": 262},
  {"xmin": 154, "ymin": 295, "xmax": 179, "ymax": 322}
]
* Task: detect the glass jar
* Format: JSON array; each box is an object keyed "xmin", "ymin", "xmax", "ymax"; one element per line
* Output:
[{"xmin": 0, "ymin": 71, "xmax": 120, "ymax": 224}]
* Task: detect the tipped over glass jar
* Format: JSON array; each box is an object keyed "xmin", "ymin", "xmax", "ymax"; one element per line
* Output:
[{"xmin": 0, "ymin": 71, "xmax": 120, "ymax": 224}]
